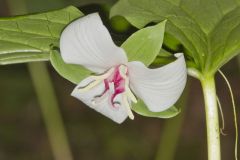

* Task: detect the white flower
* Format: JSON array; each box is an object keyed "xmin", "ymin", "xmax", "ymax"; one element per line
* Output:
[{"xmin": 60, "ymin": 13, "xmax": 187, "ymax": 124}]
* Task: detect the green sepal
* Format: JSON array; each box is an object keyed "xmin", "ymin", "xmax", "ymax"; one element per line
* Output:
[
  {"xmin": 132, "ymin": 100, "xmax": 180, "ymax": 118},
  {"xmin": 121, "ymin": 20, "xmax": 166, "ymax": 66},
  {"xmin": 50, "ymin": 50, "xmax": 91, "ymax": 84}
]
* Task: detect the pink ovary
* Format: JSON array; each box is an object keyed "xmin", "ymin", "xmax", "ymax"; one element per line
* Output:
[{"xmin": 103, "ymin": 65, "xmax": 127, "ymax": 107}]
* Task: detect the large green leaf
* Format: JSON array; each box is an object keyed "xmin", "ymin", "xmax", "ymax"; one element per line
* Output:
[
  {"xmin": 0, "ymin": 6, "xmax": 82, "ymax": 65},
  {"xmin": 111, "ymin": 0, "xmax": 240, "ymax": 76}
]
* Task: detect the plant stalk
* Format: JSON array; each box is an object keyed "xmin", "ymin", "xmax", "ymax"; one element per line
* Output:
[
  {"xmin": 6, "ymin": 0, "xmax": 74, "ymax": 159},
  {"xmin": 28, "ymin": 62, "xmax": 73, "ymax": 160},
  {"xmin": 201, "ymin": 76, "xmax": 221, "ymax": 160}
]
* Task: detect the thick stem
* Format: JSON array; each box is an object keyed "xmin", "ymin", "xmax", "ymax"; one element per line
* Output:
[{"xmin": 201, "ymin": 76, "xmax": 221, "ymax": 160}]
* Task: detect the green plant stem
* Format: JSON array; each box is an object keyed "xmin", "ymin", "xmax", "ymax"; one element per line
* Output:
[
  {"xmin": 28, "ymin": 62, "xmax": 73, "ymax": 160},
  {"xmin": 201, "ymin": 76, "xmax": 221, "ymax": 160},
  {"xmin": 6, "ymin": 0, "xmax": 74, "ymax": 159},
  {"xmin": 154, "ymin": 81, "xmax": 190, "ymax": 160}
]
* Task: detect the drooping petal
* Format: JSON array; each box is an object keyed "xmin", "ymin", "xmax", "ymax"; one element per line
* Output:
[
  {"xmin": 60, "ymin": 13, "xmax": 128, "ymax": 73},
  {"xmin": 127, "ymin": 53, "xmax": 187, "ymax": 112},
  {"xmin": 71, "ymin": 76, "xmax": 128, "ymax": 123}
]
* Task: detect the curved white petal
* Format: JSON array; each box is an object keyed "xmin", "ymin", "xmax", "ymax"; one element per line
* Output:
[
  {"xmin": 127, "ymin": 53, "xmax": 187, "ymax": 112},
  {"xmin": 71, "ymin": 76, "xmax": 128, "ymax": 123},
  {"xmin": 60, "ymin": 13, "xmax": 128, "ymax": 73}
]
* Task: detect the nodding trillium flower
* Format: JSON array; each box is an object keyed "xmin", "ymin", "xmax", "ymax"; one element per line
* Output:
[{"xmin": 60, "ymin": 13, "xmax": 187, "ymax": 124}]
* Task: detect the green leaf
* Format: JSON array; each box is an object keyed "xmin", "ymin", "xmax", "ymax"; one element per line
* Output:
[
  {"xmin": 0, "ymin": 6, "xmax": 83, "ymax": 65},
  {"xmin": 132, "ymin": 100, "xmax": 180, "ymax": 118},
  {"xmin": 111, "ymin": 0, "xmax": 240, "ymax": 76},
  {"xmin": 121, "ymin": 20, "xmax": 166, "ymax": 66},
  {"xmin": 50, "ymin": 50, "xmax": 92, "ymax": 84}
]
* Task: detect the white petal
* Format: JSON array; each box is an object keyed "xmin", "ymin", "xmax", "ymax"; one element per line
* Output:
[
  {"xmin": 60, "ymin": 13, "xmax": 128, "ymax": 73},
  {"xmin": 71, "ymin": 76, "xmax": 128, "ymax": 123},
  {"xmin": 127, "ymin": 53, "xmax": 187, "ymax": 112}
]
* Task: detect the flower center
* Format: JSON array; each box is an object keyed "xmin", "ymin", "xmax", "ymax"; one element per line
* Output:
[{"xmin": 77, "ymin": 65, "xmax": 137, "ymax": 119}]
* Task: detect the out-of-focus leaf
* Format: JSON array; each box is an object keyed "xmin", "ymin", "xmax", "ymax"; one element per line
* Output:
[{"xmin": 110, "ymin": 16, "xmax": 131, "ymax": 32}]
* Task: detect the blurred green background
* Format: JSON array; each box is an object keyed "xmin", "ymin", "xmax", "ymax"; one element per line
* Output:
[{"xmin": 0, "ymin": 0, "xmax": 239, "ymax": 160}]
